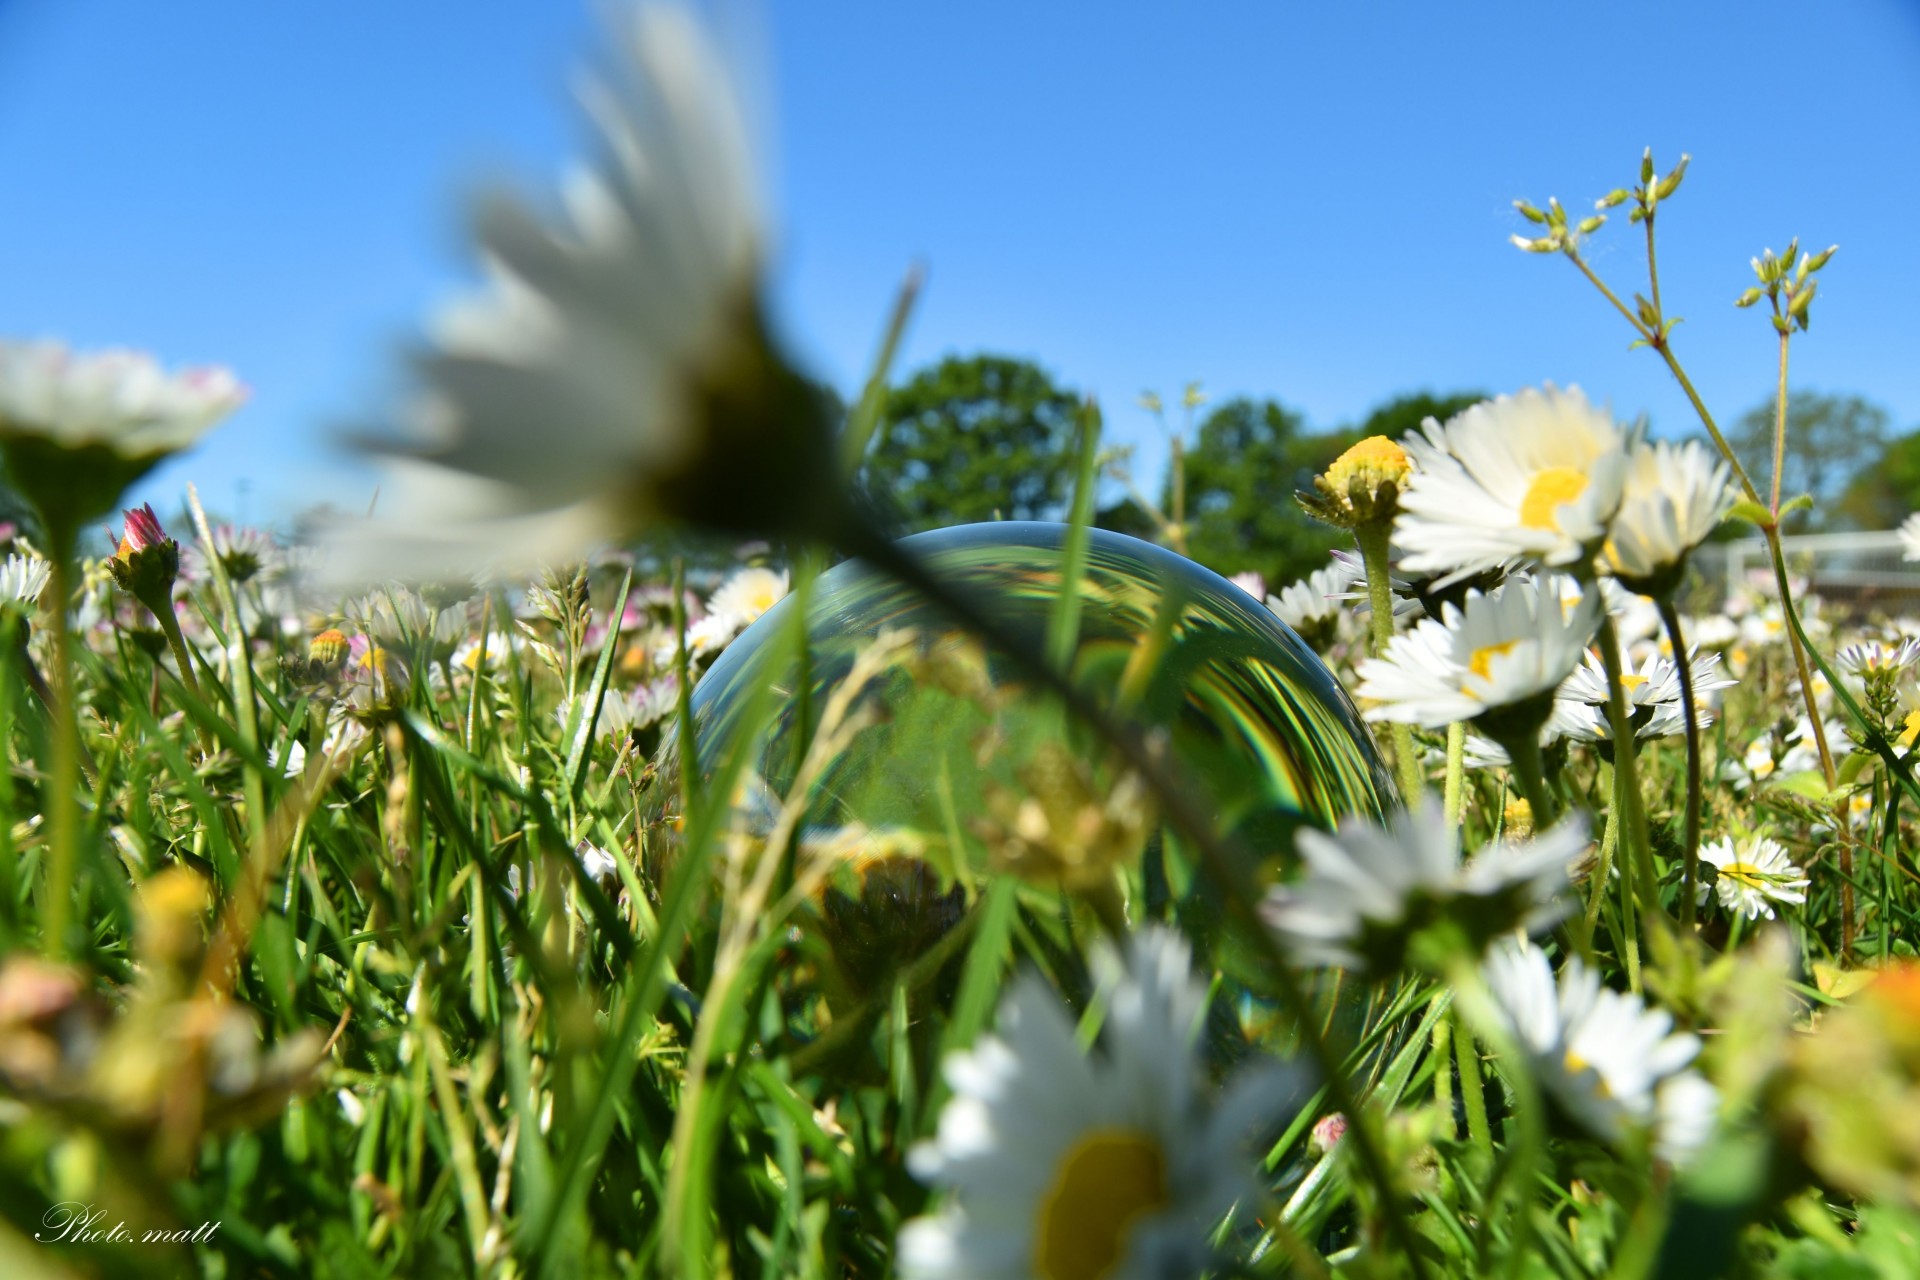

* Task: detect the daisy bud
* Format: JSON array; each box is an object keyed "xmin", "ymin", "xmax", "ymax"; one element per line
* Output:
[
  {"xmin": 308, "ymin": 628, "xmax": 349, "ymax": 671},
  {"xmin": 1297, "ymin": 435, "xmax": 1412, "ymax": 531},
  {"xmin": 1310, "ymin": 1112, "xmax": 1349, "ymax": 1156},
  {"xmin": 107, "ymin": 503, "xmax": 181, "ymax": 615}
]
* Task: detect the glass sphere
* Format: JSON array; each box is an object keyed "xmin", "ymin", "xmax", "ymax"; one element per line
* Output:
[{"xmin": 678, "ymin": 522, "xmax": 1394, "ymax": 871}]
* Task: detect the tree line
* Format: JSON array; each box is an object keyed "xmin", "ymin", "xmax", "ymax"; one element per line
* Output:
[{"xmin": 858, "ymin": 353, "xmax": 1914, "ymax": 587}]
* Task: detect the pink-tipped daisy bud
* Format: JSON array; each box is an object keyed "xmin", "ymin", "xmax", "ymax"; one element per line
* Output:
[
  {"xmin": 119, "ymin": 503, "xmax": 167, "ymax": 554},
  {"xmin": 107, "ymin": 503, "xmax": 180, "ymax": 611},
  {"xmin": 1311, "ymin": 1112, "xmax": 1349, "ymax": 1156}
]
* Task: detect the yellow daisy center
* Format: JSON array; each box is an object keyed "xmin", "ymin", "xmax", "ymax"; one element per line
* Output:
[
  {"xmin": 1034, "ymin": 1129, "xmax": 1169, "ymax": 1280},
  {"xmin": 1563, "ymin": 1050, "xmax": 1611, "ymax": 1097},
  {"xmin": 1899, "ymin": 709, "xmax": 1920, "ymax": 749},
  {"xmin": 1518, "ymin": 466, "xmax": 1589, "ymax": 530},
  {"xmin": 1619, "ymin": 673, "xmax": 1647, "ymax": 691},
  {"xmin": 1468, "ymin": 639, "xmax": 1520, "ymax": 681},
  {"xmin": 1719, "ymin": 861, "xmax": 1767, "ymax": 891}
]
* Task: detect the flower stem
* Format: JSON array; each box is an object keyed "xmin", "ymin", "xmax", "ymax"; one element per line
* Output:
[
  {"xmin": 1596, "ymin": 617, "xmax": 1660, "ymax": 924},
  {"xmin": 1657, "ymin": 598, "xmax": 1704, "ymax": 932},
  {"xmin": 40, "ymin": 537, "xmax": 79, "ymax": 960},
  {"xmin": 1506, "ymin": 723, "xmax": 1557, "ymax": 829},
  {"xmin": 1355, "ymin": 523, "xmax": 1422, "ymax": 803},
  {"xmin": 1453, "ymin": 1010, "xmax": 1492, "ymax": 1158},
  {"xmin": 1582, "ymin": 762, "xmax": 1619, "ymax": 945},
  {"xmin": 1443, "ymin": 721, "xmax": 1466, "ymax": 829}
]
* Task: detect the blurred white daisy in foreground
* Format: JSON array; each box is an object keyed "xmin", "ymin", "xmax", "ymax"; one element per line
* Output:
[
  {"xmin": 1261, "ymin": 799, "xmax": 1584, "ymax": 973},
  {"xmin": 326, "ymin": 4, "xmax": 837, "ymax": 586},
  {"xmin": 1355, "ymin": 575, "xmax": 1601, "ymax": 731},
  {"xmin": 1603, "ymin": 439, "xmax": 1734, "ymax": 596},
  {"xmin": 1552, "ymin": 647, "xmax": 1736, "ymax": 743},
  {"xmin": 1901, "ymin": 513, "xmax": 1920, "ymax": 563},
  {"xmin": 0, "ymin": 552, "xmax": 51, "ymax": 609},
  {"xmin": 0, "ymin": 340, "xmax": 245, "ymax": 533},
  {"xmin": 1395, "ymin": 385, "xmax": 1630, "ymax": 582},
  {"xmin": 1697, "ymin": 835, "xmax": 1807, "ymax": 921},
  {"xmin": 899, "ymin": 927, "xmax": 1292, "ymax": 1280},
  {"xmin": 1482, "ymin": 939, "xmax": 1717, "ymax": 1165}
]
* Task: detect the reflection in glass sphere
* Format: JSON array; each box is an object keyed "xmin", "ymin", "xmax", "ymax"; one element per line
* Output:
[{"xmin": 674, "ymin": 522, "xmax": 1394, "ymax": 876}]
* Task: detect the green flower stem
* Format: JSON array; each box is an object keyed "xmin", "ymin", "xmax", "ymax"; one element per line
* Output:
[
  {"xmin": 1432, "ymin": 1013, "xmax": 1454, "ymax": 1132},
  {"xmin": 1616, "ymin": 751, "xmax": 1643, "ymax": 994},
  {"xmin": 149, "ymin": 600, "xmax": 204, "ymax": 704},
  {"xmin": 1452, "ymin": 1010, "xmax": 1492, "ymax": 1159},
  {"xmin": 1355, "ymin": 522, "xmax": 1423, "ymax": 804},
  {"xmin": 1505, "ymin": 722, "xmax": 1558, "ymax": 829},
  {"xmin": 844, "ymin": 523, "xmax": 1433, "ymax": 1280},
  {"xmin": 1657, "ymin": 597, "xmax": 1705, "ymax": 932},
  {"xmin": 1444, "ymin": 954, "xmax": 1546, "ymax": 1275},
  {"xmin": 40, "ymin": 544, "xmax": 79, "ymax": 960},
  {"xmin": 1443, "ymin": 721, "xmax": 1467, "ymax": 829},
  {"xmin": 1581, "ymin": 762, "xmax": 1619, "ymax": 945},
  {"xmin": 1595, "ymin": 617, "xmax": 1660, "ymax": 925}
]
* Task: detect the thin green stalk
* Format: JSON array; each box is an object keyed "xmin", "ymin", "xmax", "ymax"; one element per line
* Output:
[
  {"xmin": 40, "ymin": 543, "xmax": 79, "ymax": 959},
  {"xmin": 1443, "ymin": 721, "xmax": 1466, "ymax": 829},
  {"xmin": 1355, "ymin": 523, "xmax": 1422, "ymax": 803},
  {"xmin": 1770, "ymin": 329, "xmax": 1790, "ymax": 515},
  {"xmin": 1595, "ymin": 617, "xmax": 1659, "ymax": 923},
  {"xmin": 1657, "ymin": 598, "xmax": 1704, "ymax": 931},
  {"xmin": 1583, "ymin": 762, "xmax": 1619, "ymax": 943},
  {"xmin": 1432, "ymin": 1014, "xmax": 1454, "ymax": 1132},
  {"xmin": 1453, "ymin": 1011, "xmax": 1492, "ymax": 1158},
  {"xmin": 1506, "ymin": 724, "xmax": 1558, "ymax": 829}
]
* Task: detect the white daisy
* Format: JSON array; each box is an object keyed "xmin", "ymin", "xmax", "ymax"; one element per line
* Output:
[
  {"xmin": 1551, "ymin": 647, "xmax": 1736, "ymax": 743},
  {"xmin": 1355, "ymin": 574, "xmax": 1601, "ymax": 730},
  {"xmin": 1837, "ymin": 638, "xmax": 1920, "ymax": 680},
  {"xmin": 183, "ymin": 524, "xmax": 281, "ymax": 586},
  {"xmin": 1482, "ymin": 939, "xmax": 1717, "ymax": 1164},
  {"xmin": 0, "ymin": 340, "xmax": 243, "ymax": 458},
  {"xmin": 326, "ymin": 4, "xmax": 835, "ymax": 585},
  {"xmin": 705, "ymin": 565, "xmax": 788, "ymax": 633},
  {"xmin": 0, "ymin": 552, "xmax": 51, "ymax": 608},
  {"xmin": 1901, "ymin": 512, "xmax": 1920, "ymax": 563},
  {"xmin": 1261, "ymin": 799, "xmax": 1584, "ymax": 972},
  {"xmin": 1603, "ymin": 439, "xmax": 1734, "ymax": 595},
  {"xmin": 350, "ymin": 586, "xmax": 469, "ymax": 662},
  {"xmin": 1395, "ymin": 385, "xmax": 1631, "ymax": 581},
  {"xmin": 556, "ymin": 673, "xmax": 678, "ymax": 741},
  {"xmin": 0, "ymin": 340, "xmax": 245, "ymax": 532},
  {"xmin": 1697, "ymin": 835, "xmax": 1808, "ymax": 921},
  {"xmin": 1265, "ymin": 559, "xmax": 1359, "ymax": 641},
  {"xmin": 899, "ymin": 926, "xmax": 1292, "ymax": 1280}
]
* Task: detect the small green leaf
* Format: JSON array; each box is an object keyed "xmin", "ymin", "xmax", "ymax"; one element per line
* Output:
[{"xmin": 1725, "ymin": 499, "xmax": 1774, "ymax": 526}]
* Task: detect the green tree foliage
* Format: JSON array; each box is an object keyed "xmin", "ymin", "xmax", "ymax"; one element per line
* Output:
[
  {"xmin": 864, "ymin": 354, "xmax": 1081, "ymax": 532},
  {"xmin": 1179, "ymin": 391, "xmax": 1484, "ymax": 589},
  {"xmin": 1837, "ymin": 426, "xmax": 1920, "ymax": 531},
  {"xmin": 1730, "ymin": 391, "xmax": 1889, "ymax": 528},
  {"xmin": 1178, "ymin": 397, "xmax": 1350, "ymax": 587}
]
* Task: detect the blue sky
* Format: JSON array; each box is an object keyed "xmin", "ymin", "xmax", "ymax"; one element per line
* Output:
[{"xmin": 2, "ymin": 0, "xmax": 1917, "ymax": 530}]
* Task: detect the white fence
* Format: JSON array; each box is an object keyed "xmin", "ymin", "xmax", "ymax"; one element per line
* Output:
[{"xmin": 1697, "ymin": 529, "xmax": 1920, "ymax": 603}]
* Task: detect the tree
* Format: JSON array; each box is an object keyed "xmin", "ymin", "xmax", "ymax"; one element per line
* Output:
[
  {"xmin": 1177, "ymin": 390, "xmax": 1486, "ymax": 589},
  {"xmin": 863, "ymin": 354, "xmax": 1081, "ymax": 533},
  {"xmin": 1729, "ymin": 391, "xmax": 1889, "ymax": 528},
  {"xmin": 1179, "ymin": 397, "xmax": 1352, "ymax": 588},
  {"xmin": 1353, "ymin": 391, "xmax": 1486, "ymax": 450},
  {"xmin": 1838, "ymin": 427, "xmax": 1920, "ymax": 531}
]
